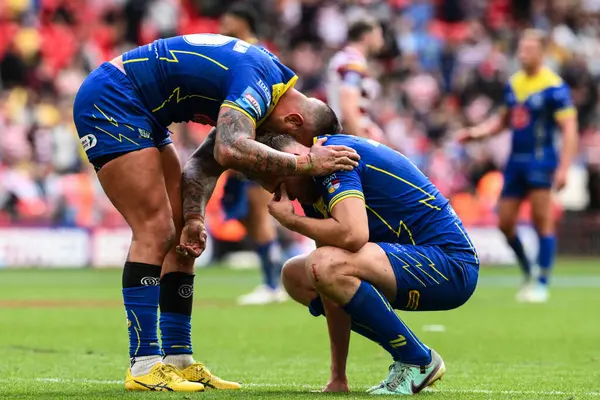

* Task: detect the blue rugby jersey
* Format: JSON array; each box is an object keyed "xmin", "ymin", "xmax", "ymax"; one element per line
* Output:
[
  {"xmin": 504, "ymin": 67, "xmax": 575, "ymax": 165},
  {"xmin": 301, "ymin": 135, "xmax": 479, "ymax": 265},
  {"xmin": 122, "ymin": 34, "xmax": 297, "ymax": 127}
]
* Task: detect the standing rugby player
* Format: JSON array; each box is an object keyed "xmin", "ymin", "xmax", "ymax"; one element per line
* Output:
[
  {"xmin": 460, "ymin": 30, "xmax": 578, "ymax": 303},
  {"xmin": 73, "ymin": 34, "xmax": 356, "ymax": 391},
  {"xmin": 326, "ymin": 18, "xmax": 385, "ymax": 140}
]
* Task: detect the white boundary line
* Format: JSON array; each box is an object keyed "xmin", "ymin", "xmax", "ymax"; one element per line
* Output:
[{"xmin": 1, "ymin": 378, "xmax": 599, "ymax": 397}]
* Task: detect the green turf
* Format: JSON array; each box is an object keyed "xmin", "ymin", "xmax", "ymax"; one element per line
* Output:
[{"xmin": 1, "ymin": 260, "xmax": 599, "ymax": 399}]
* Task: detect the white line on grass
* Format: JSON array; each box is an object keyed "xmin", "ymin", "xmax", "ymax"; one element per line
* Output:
[{"xmin": 1, "ymin": 378, "xmax": 599, "ymax": 397}]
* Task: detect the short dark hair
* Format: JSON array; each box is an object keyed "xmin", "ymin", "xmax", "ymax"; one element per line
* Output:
[
  {"xmin": 311, "ymin": 101, "xmax": 342, "ymax": 136},
  {"xmin": 521, "ymin": 28, "xmax": 548, "ymax": 48},
  {"xmin": 347, "ymin": 18, "xmax": 379, "ymax": 42},
  {"xmin": 225, "ymin": 3, "xmax": 259, "ymax": 35},
  {"xmin": 258, "ymin": 103, "xmax": 341, "ymax": 151},
  {"xmin": 257, "ymin": 133, "xmax": 297, "ymax": 151}
]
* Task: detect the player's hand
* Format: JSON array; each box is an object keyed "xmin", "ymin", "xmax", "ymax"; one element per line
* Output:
[
  {"xmin": 176, "ymin": 218, "xmax": 207, "ymax": 258},
  {"xmin": 307, "ymin": 137, "xmax": 360, "ymax": 176},
  {"xmin": 322, "ymin": 377, "xmax": 349, "ymax": 393},
  {"xmin": 554, "ymin": 167, "xmax": 568, "ymax": 191},
  {"xmin": 268, "ymin": 183, "xmax": 296, "ymax": 225}
]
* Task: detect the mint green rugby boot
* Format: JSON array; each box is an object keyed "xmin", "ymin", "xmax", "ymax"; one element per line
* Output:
[{"xmin": 367, "ymin": 349, "xmax": 445, "ymax": 395}]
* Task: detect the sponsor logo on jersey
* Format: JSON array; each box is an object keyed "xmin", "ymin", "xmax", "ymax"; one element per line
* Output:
[
  {"xmin": 511, "ymin": 105, "xmax": 530, "ymax": 129},
  {"xmin": 236, "ymin": 87, "xmax": 267, "ymax": 118},
  {"xmin": 322, "ymin": 174, "xmax": 337, "ymax": 186},
  {"xmin": 244, "ymin": 93, "xmax": 261, "ymax": 115},
  {"xmin": 233, "ymin": 40, "xmax": 250, "ymax": 53},
  {"xmin": 322, "ymin": 174, "xmax": 340, "ymax": 194},
  {"xmin": 327, "ymin": 179, "xmax": 340, "ymax": 194},
  {"xmin": 80, "ymin": 134, "xmax": 97, "ymax": 152},
  {"xmin": 257, "ymin": 79, "xmax": 271, "ymax": 103}
]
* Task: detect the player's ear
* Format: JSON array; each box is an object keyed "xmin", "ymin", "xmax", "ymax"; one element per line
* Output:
[{"xmin": 283, "ymin": 113, "xmax": 303, "ymax": 128}]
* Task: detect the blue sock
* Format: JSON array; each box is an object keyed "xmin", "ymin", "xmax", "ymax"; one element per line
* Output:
[
  {"xmin": 123, "ymin": 261, "xmax": 161, "ymax": 360},
  {"xmin": 537, "ymin": 235, "xmax": 556, "ymax": 285},
  {"xmin": 124, "ymin": 286, "xmax": 161, "ymax": 358},
  {"xmin": 160, "ymin": 313, "xmax": 192, "ymax": 354},
  {"xmin": 350, "ymin": 320, "xmax": 402, "ymax": 361},
  {"xmin": 507, "ymin": 235, "xmax": 531, "ymax": 278},
  {"xmin": 343, "ymin": 281, "xmax": 431, "ymax": 365},
  {"xmin": 160, "ymin": 272, "xmax": 194, "ymax": 355},
  {"xmin": 122, "ymin": 262, "xmax": 162, "ymax": 359},
  {"xmin": 309, "ymin": 297, "xmax": 402, "ymax": 361},
  {"xmin": 257, "ymin": 240, "xmax": 283, "ymax": 290}
]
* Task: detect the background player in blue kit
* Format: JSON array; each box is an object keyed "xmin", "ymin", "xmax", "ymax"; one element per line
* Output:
[
  {"xmin": 459, "ymin": 30, "xmax": 578, "ymax": 303},
  {"xmin": 252, "ymin": 133, "xmax": 479, "ymax": 395},
  {"xmin": 219, "ymin": 4, "xmax": 288, "ymax": 305},
  {"xmin": 73, "ymin": 34, "xmax": 359, "ymax": 391}
]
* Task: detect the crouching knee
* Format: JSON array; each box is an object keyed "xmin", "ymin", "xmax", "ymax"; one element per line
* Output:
[
  {"xmin": 305, "ymin": 246, "xmax": 352, "ymax": 288},
  {"xmin": 281, "ymin": 255, "xmax": 317, "ymax": 306}
]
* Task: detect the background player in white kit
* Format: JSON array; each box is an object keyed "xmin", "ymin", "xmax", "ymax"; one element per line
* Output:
[{"xmin": 326, "ymin": 18, "xmax": 385, "ymax": 140}]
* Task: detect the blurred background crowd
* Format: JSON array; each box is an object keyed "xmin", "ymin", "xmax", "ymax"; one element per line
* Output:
[{"xmin": 1, "ymin": 0, "xmax": 600, "ymax": 239}]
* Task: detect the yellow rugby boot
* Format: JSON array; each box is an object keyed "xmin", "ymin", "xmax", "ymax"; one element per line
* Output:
[
  {"xmin": 125, "ymin": 363, "xmax": 205, "ymax": 392},
  {"xmin": 178, "ymin": 363, "xmax": 241, "ymax": 389}
]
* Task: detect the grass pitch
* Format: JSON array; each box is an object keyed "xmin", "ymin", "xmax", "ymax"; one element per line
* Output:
[{"xmin": 1, "ymin": 260, "xmax": 599, "ymax": 399}]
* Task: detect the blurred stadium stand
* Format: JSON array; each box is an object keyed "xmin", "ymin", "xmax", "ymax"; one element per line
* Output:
[{"xmin": 1, "ymin": 0, "xmax": 600, "ymax": 267}]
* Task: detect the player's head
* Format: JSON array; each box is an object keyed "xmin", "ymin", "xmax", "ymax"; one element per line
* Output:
[
  {"xmin": 219, "ymin": 3, "xmax": 258, "ymax": 40},
  {"xmin": 262, "ymin": 92, "xmax": 342, "ymax": 147},
  {"xmin": 347, "ymin": 17, "xmax": 384, "ymax": 56},
  {"xmin": 517, "ymin": 29, "xmax": 546, "ymax": 73},
  {"xmin": 256, "ymin": 133, "xmax": 320, "ymax": 203}
]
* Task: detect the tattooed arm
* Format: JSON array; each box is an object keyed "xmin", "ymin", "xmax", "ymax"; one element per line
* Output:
[
  {"xmin": 178, "ymin": 107, "xmax": 360, "ymax": 258},
  {"xmin": 178, "ymin": 128, "xmax": 225, "ymax": 257},
  {"xmin": 182, "ymin": 128, "xmax": 224, "ymax": 221},
  {"xmin": 214, "ymin": 107, "xmax": 304, "ymax": 175},
  {"xmin": 213, "ymin": 107, "xmax": 360, "ymax": 176}
]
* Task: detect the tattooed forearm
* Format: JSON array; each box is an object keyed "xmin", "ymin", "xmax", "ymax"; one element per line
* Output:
[
  {"xmin": 214, "ymin": 107, "xmax": 301, "ymax": 176},
  {"xmin": 182, "ymin": 128, "xmax": 225, "ymax": 221}
]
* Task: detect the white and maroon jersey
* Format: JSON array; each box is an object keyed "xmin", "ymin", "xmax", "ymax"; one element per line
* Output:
[{"xmin": 326, "ymin": 46, "xmax": 380, "ymax": 130}]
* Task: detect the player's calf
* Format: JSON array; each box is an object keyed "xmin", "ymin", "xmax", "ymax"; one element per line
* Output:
[
  {"xmin": 530, "ymin": 188, "xmax": 556, "ymax": 290},
  {"xmin": 305, "ymin": 246, "xmax": 432, "ymax": 366},
  {"xmin": 498, "ymin": 197, "xmax": 533, "ymax": 285}
]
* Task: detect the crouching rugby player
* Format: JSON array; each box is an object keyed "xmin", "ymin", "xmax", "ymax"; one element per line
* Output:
[{"xmin": 259, "ymin": 133, "xmax": 480, "ymax": 395}]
